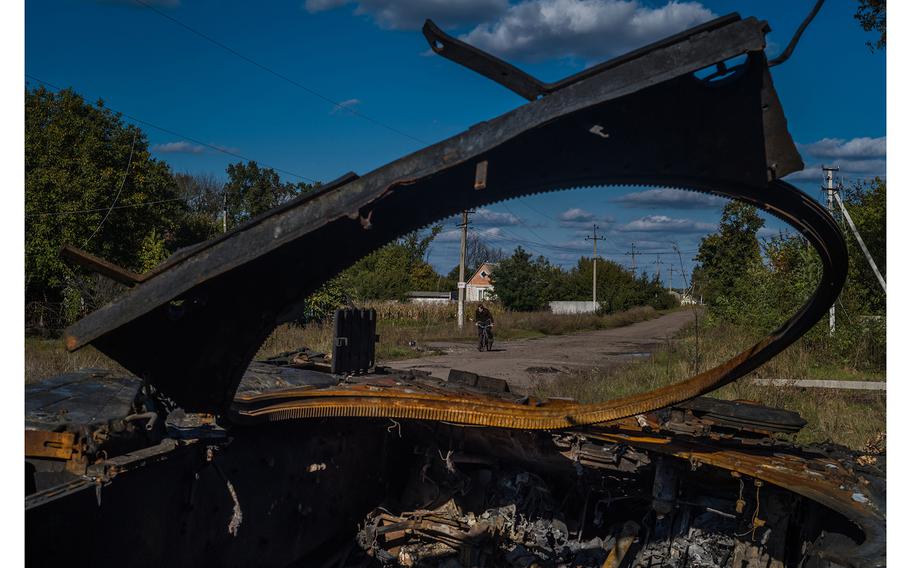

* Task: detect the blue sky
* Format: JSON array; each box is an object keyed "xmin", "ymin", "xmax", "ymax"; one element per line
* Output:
[{"xmin": 25, "ymin": 0, "xmax": 885, "ymax": 280}]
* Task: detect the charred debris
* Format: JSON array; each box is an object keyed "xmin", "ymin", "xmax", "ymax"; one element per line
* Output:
[{"xmin": 27, "ymin": 12, "xmax": 883, "ymax": 568}]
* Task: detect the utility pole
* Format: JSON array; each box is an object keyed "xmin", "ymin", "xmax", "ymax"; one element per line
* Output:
[
  {"xmin": 585, "ymin": 225, "xmax": 605, "ymax": 306},
  {"xmin": 457, "ymin": 210, "xmax": 470, "ymax": 329},
  {"xmin": 823, "ymin": 165, "xmax": 839, "ymax": 335},
  {"xmin": 667, "ymin": 264, "xmax": 674, "ymax": 292},
  {"xmin": 625, "ymin": 243, "xmax": 638, "ymax": 276},
  {"xmin": 652, "ymin": 254, "xmax": 664, "ymax": 283},
  {"xmin": 222, "ymin": 190, "xmax": 228, "ymax": 233}
]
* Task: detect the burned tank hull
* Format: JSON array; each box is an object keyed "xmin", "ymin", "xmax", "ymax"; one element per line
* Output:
[{"xmin": 27, "ymin": 11, "xmax": 883, "ymax": 568}]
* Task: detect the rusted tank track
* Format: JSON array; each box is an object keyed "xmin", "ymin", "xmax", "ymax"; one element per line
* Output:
[{"xmin": 64, "ymin": 13, "xmax": 845, "ymax": 426}]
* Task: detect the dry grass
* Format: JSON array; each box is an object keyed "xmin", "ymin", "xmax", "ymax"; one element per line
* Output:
[
  {"xmin": 533, "ymin": 319, "xmax": 885, "ymax": 450},
  {"xmin": 25, "ymin": 337, "xmax": 125, "ymax": 384},
  {"xmin": 257, "ymin": 305, "xmax": 663, "ymax": 362},
  {"xmin": 26, "ymin": 304, "xmax": 665, "ymax": 382}
]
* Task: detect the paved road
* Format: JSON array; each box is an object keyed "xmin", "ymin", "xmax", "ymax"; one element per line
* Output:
[{"xmin": 385, "ymin": 309, "xmax": 699, "ymax": 391}]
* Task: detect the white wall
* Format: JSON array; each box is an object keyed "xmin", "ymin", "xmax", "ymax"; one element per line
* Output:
[{"xmin": 549, "ymin": 301, "xmax": 598, "ymax": 314}]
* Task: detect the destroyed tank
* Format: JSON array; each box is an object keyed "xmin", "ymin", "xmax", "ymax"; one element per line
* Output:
[{"xmin": 26, "ymin": 12, "xmax": 884, "ymax": 568}]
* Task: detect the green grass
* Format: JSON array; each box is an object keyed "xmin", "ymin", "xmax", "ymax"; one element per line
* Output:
[{"xmin": 532, "ymin": 319, "xmax": 885, "ymax": 450}]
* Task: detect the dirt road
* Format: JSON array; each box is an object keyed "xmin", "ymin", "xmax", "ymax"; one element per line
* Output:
[{"xmin": 386, "ymin": 309, "xmax": 698, "ymax": 391}]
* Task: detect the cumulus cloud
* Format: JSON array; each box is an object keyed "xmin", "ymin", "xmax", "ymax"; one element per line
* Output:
[
  {"xmin": 557, "ymin": 207, "xmax": 611, "ymax": 229},
  {"xmin": 473, "ymin": 207, "xmax": 522, "ymax": 227},
  {"xmin": 304, "ymin": 0, "xmax": 508, "ymax": 30},
  {"xmin": 617, "ymin": 215, "xmax": 714, "ymax": 233},
  {"xmin": 152, "ymin": 141, "xmax": 206, "ymax": 154},
  {"xmin": 614, "ymin": 188, "xmax": 726, "ymax": 209},
  {"xmin": 461, "ymin": 0, "xmax": 716, "ymax": 63},
  {"xmin": 800, "ymin": 137, "xmax": 885, "ymax": 160},
  {"xmin": 786, "ymin": 136, "xmax": 886, "ymax": 181}
]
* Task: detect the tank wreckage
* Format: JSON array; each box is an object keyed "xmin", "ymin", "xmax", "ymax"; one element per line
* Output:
[{"xmin": 26, "ymin": 12, "xmax": 884, "ymax": 568}]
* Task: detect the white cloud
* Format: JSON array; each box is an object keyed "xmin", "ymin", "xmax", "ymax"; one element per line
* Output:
[
  {"xmin": 461, "ymin": 0, "xmax": 716, "ymax": 63},
  {"xmin": 151, "ymin": 141, "xmax": 205, "ymax": 154},
  {"xmin": 786, "ymin": 136, "xmax": 886, "ymax": 181},
  {"xmin": 614, "ymin": 188, "xmax": 726, "ymax": 209},
  {"xmin": 330, "ymin": 98, "xmax": 361, "ymax": 114},
  {"xmin": 558, "ymin": 207, "xmax": 611, "ymax": 229},
  {"xmin": 617, "ymin": 215, "xmax": 714, "ymax": 233},
  {"xmin": 473, "ymin": 207, "xmax": 522, "ymax": 227},
  {"xmin": 800, "ymin": 136, "xmax": 886, "ymax": 160},
  {"xmin": 304, "ymin": 0, "xmax": 508, "ymax": 30}
]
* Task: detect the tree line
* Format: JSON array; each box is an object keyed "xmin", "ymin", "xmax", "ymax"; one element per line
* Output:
[
  {"xmin": 691, "ymin": 184, "xmax": 886, "ymax": 371},
  {"xmin": 26, "ymin": 85, "xmax": 677, "ymax": 329}
]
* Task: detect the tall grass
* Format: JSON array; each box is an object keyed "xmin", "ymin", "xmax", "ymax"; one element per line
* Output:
[
  {"xmin": 25, "ymin": 337, "xmax": 125, "ymax": 384},
  {"xmin": 533, "ymin": 321, "xmax": 885, "ymax": 450}
]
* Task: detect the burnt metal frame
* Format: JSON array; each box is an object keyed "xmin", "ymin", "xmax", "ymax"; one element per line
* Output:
[{"xmin": 64, "ymin": 14, "xmax": 844, "ymax": 423}]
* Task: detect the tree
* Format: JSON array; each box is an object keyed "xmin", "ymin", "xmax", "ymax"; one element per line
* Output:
[
  {"xmin": 855, "ymin": 0, "xmax": 885, "ymax": 51},
  {"xmin": 26, "ymin": 87, "xmax": 184, "ymax": 307},
  {"xmin": 693, "ymin": 201, "xmax": 764, "ymax": 305},
  {"xmin": 223, "ymin": 161, "xmax": 307, "ymax": 228},
  {"xmin": 338, "ymin": 226, "xmax": 444, "ymax": 301},
  {"xmin": 171, "ymin": 172, "xmax": 222, "ymax": 249},
  {"xmin": 492, "ymin": 247, "xmax": 562, "ymax": 311}
]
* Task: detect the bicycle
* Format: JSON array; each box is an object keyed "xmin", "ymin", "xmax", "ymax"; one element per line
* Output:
[{"xmin": 476, "ymin": 321, "xmax": 494, "ymax": 352}]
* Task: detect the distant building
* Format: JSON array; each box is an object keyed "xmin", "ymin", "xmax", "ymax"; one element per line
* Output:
[
  {"xmin": 669, "ymin": 290, "xmax": 698, "ymax": 306},
  {"xmin": 466, "ymin": 262, "xmax": 496, "ymax": 301},
  {"xmin": 549, "ymin": 301, "xmax": 598, "ymax": 315},
  {"xmin": 406, "ymin": 291, "xmax": 456, "ymax": 304}
]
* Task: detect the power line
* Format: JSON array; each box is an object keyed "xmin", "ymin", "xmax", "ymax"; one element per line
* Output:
[
  {"xmin": 26, "ymin": 74, "xmax": 316, "ymax": 183},
  {"xmin": 133, "ymin": 0, "xmax": 426, "ymax": 146},
  {"xmin": 84, "ymin": 131, "xmax": 137, "ymax": 246},
  {"xmin": 27, "ymin": 197, "xmax": 190, "ymax": 218}
]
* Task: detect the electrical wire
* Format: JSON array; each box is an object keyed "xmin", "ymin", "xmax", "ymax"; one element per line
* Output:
[
  {"xmin": 133, "ymin": 0, "xmax": 426, "ymax": 146},
  {"xmin": 83, "ymin": 131, "xmax": 137, "ymax": 246},
  {"xmin": 26, "ymin": 197, "xmax": 189, "ymax": 219}
]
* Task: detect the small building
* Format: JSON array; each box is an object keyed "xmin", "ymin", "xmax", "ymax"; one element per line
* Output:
[
  {"xmin": 406, "ymin": 291, "xmax": 456, "ymax": 304},
  {"xmin": 465, "ymin": 262, "xmax": 496, "ymax": 302}
]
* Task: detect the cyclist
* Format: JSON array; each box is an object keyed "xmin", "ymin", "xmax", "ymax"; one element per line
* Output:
[{"xmin": 474, "ymin": 303, "xmax": 494, "ymax": 350}]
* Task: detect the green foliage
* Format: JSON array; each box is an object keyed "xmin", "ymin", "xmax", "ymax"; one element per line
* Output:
[
  {"xmin": 25, "ymin": 87, "xmax": 184, "ymax": 304},
  {"xmin": 223, "ymin": 161, "xmax": 309, "ymax": 228},
  {"xmin": 855, "ymin": 0, "xmax": 886, "ymax": 51},
  {"xmin": 693, "ymin": 183, "xmax": 886, "ymax": 373},
  {"xmin": 137, "ymin": 229, "xmax": 168, "ymax": 272},
  {"xmin": 492, "ymin": 247, "xmax": 563, "ymax": 311},
  {"xmin": 692, "ymin": 201, "xmax": 764, "ymax": 307},
  {"xmin": 338, "ymin": 226, "xmax": 445, "ymax": 301}
]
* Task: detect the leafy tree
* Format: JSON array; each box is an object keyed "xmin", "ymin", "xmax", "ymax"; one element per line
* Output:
[
  {"xmin": 841, "ymin": 177, "xmax": 885, "ymax": 314},
  {"xmin": 693, "ymin": 201, "xmax": 764, "ymax": 305},
  {"xmin": 223, "ymin": 161, "xmax": 307, "ymax": 228},
  {"xmin": 855, "ymin": 0, "xmax": 885, "ymax": 51},
  {"xmin": 338, "ymin": 226, "xmax": 444, "ymax": 301},
  {"xmin": 492, "ymin": 247, "xmax": 563, "ymax": 311},
  {"xmin": 25, "ymin": 86, "xmax": 184, "ymax": 306},
  {"xmin": 171, "ymin": 172, "xmax": 223, "ymax": 248}
]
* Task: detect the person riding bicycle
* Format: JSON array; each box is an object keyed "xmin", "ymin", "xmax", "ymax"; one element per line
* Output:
[{"xmin": 474, "ymin": 303, "xmax": 494, "ymax": 347}]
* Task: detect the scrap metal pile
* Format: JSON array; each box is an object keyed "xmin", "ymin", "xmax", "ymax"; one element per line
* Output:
[{"xmin": 26, "ymin": 11, "xmax": 884, "ymax": 568}]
